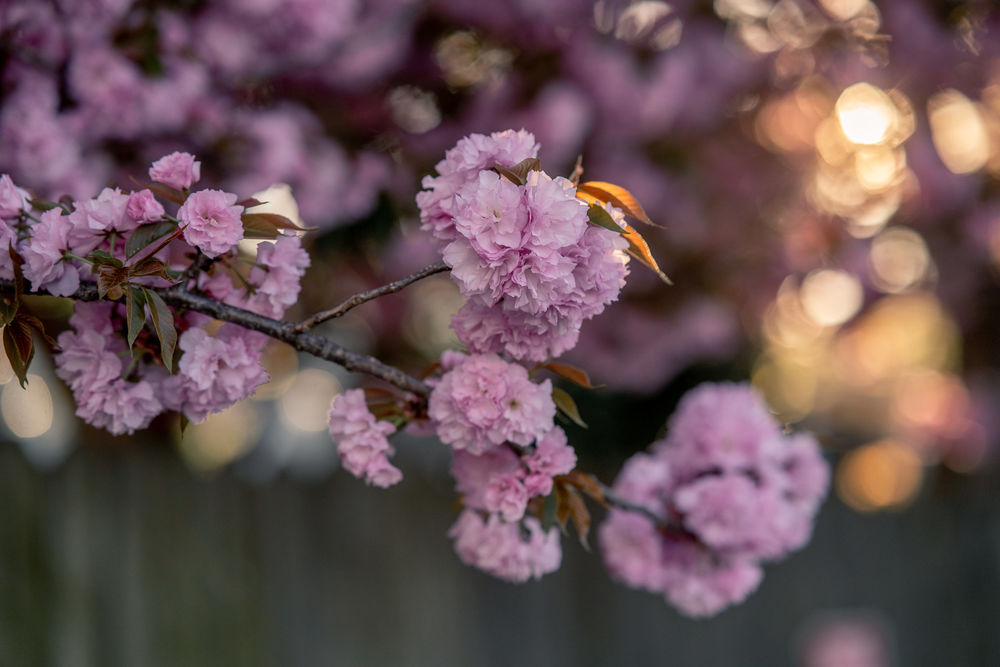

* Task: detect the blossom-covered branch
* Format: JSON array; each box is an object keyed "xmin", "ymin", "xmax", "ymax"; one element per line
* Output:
[
  {"xmin": 1, "ymin": 278, "xmax": 431, "ymax": 397},
  {"xmin": 295, "ymin": 262, "xmax": 450, "ymax": 332},
  {"xmin": 0, "ymin": 131, "xmax": 830, "ymax": 618}
]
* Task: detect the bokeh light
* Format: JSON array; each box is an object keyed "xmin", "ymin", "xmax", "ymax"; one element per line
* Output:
[
  {"xmin": 1, "ymin": 374, "xmax": 54, "ymax": 439},
  {"xmin": 836, "ymin": 83, "xmax": 897, "ymax": 146},
  {"xmin": 278, "ymin": 368, "xmax": 342, "ymax": 433},
  {"xmin": 837, "ymin": 439, "xmax": 923, "ymax": 512}
]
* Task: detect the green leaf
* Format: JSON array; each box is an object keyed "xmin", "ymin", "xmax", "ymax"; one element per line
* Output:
[
  {"xmin": 585, "ymin": 204, "xmax": 626, "ymax": 234},
  {"xmin": 89, "ymin": 250, "xmax": 124, "ymax": 268},
  {"xmin": 141, "ymin": 288, "xmax": 177, "ymax": 370},
  {"xmin": 26, "ymin": 198, "xmax": 60, "ymax": 212},
  {"xmin": 3, "ymin": 320, "xmax": 34, "ymax": 388},
  {"xmin": 126, "ymin": 286, "xmax": 146, "ymax": 347},
  {"xmin": 552, "ymin": 386, "xmax": 587, "ymax": 429},
  {"xmin": 544, "ymin": 361, "xmax": 604, "ymax": 389},
  {"xmin": 125, "ymin": 220, "xmax": 176, "ymax": 259}
]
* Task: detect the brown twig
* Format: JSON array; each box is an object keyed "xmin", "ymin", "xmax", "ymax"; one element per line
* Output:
[
  {"xmin": 295, "ymin": 262, "xmax": 450, "ymax": 332},
  {"xmin": 3, "ymin": 279, "xmax": 432, "ymax": 397}
]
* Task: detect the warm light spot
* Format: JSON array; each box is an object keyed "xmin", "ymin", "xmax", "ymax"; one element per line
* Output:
[
  {"xmin": 818, "ymin": 0, "xmax": 869, "ymax": 20},
  {"xmin": 714, "ymin": 0, "xmax": 773, "ymax": 21},
  {"xmin": 837, "ymin": 294, "xmax": 958, "ymax": 385},
  {"xmin": 278, "ymin": 368, "xmax": 342, "ymax": 433},
  {"xmin": 614, "ymin": 1, "xmax": 673, "ymax": 42},
  {"xmin": 181, "ymin": 402, "xmax": 261, "ymax": 472},
  {"xmin": 2, "ymin": 374, "xmax": 54, "ymax": 438},
  {"xmin": 238, "ymin": 184, "xmax": 306, "ymax": 257},
  {"xmin": 846, "ymin": 191, "xmax": 900, "ymax": 238},
  {"xmin": 854, "ymin": 146, "xmax": 903, "ymax": 192},
  {"xmin": 870, "ymin": 227, "xmax": 931, "ymax": 293},
  {"xmin": 928, "ymin": 89, "xmax": 990, "ymax": 174},
  {"xmin": 253, "ymin": 342, "xmax": 300, "ymax": 401},
  {"xmin": 404, "ymin": 276, "xmax": 464, "ymax": 358},
  {"xmin": 753, "ymin": 355, "xmax": 818, "ymax": 422},
  {"xmin": 815, "ymin": 116, "xmax": 852, "ymax": 166},
  {"xmin": 800, "ymin": 269, "xmax": 864, "ymax": 327},
  {"xmin": 763, "ymin": 279, "xmax": 826, "ymax": 348},
  {"xmin": 0, "ymin": 350, "xmax": 12, "ymax": 385},
  {"xmin": 891, "ymin": 371, "xmax": 971, "ymax": 441},
  {"xmin": 388, "ymin": 86, "xmax": 441, "ymax": 134},
  {"xmin": 836, "ymin": 83, "xmax": 896, "ymax": 146},
  {"xmin": 837, "ymin": 439, "xmax": 922, "ymax": 511}
]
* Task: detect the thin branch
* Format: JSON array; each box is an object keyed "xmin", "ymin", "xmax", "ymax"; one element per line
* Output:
[
  {"xmin": 598, "ymin": 482, "xmax": 684, "ymax": 531},
  {"xmin": 295, "ymin": 262, "xmax": 450, "ymax": 332},
  {"xmin": 3, "ymin": 279, "xmax": 431, "ymax": 397}
]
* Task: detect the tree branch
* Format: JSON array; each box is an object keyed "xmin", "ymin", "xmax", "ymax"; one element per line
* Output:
[
  {"xmin": 598, "ymin": 482, "xmax": 685, "ymax": 532},
  {"xmin": 295, "ymin": 262, "xmax": 450, "ymax": 332},
  {"xmin": 3, "ymin": 279, "xmax": 432, "ymax": 397}
]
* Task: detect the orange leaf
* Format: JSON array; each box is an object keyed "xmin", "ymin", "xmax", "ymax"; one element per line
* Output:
[
  {"xmin": 544, "ymin": 361, "xmax": 603, "ymax": 389},
  {"xmin": 622, "ymin": 221, "xmax": 672, "ymax": 285},
  {"xmin": 577, "ymin": 181, "xmax": 660, "ymax": 228},
  {"xmin": 560, "ymin": 471, "xmax": 607, "ymax": 506}
]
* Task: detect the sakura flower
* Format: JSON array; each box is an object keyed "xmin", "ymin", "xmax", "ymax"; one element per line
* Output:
[
  {"xmin": 428, "ymin": 353, "xmax": 554, "ymax": 455},
  {"xmin": 328, "ymin": 389, "xmax": 402, "ymax": 488},
  {"xmin": 149, "ymin": 151, "xmax": 201, "ymax": 191},
  {"xmin": 177, "ymin": 189, "xmax": 244, "ymax": 258}
]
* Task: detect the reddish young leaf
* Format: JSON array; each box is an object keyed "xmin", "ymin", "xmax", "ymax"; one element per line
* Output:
[
  {"xmin": 577, "ymin": 181, "xmax": 660, "ymax": 228},
  {"xmin": 17, "ymin": 313, "xmax": 57, "ymax": 347},
  {"xmin": 241, "ymin": 212, "xmax": 316, "ymax": 239},
  {"xmin": 544, "ymin": 361, "xmax": 604, "ymax": 389},
  {"xmin": 96, "ymin": 264, "xmax": 129, "ymax": 299},
  {"xmin": 130, "ymin": 258, "xmax": 177, "ymax": 282},
  {"xmin": 125, "ymin": 286, "xmax": 146, "ymax": 347},
  {"xmin": 565, "ymin": 486, "xmax": 592, "ymax": 550},
  {"xmin": 559, "ymin": 471, "xmax": 607, "ymax": 506},
  {"xmin": 491, "ymin": 157, "xmax": 541, "ymax": 186},
  {"xmin": 552, "ymin": 386, "xmax": 587, "ymax": 429},
  {"xmin": 141, "ymin": 288, "xmax": 177, "ymax": 370},
  {"xmin": 236, "ymin": 197, "xmax": 267, "ymax": 209},
  {"xmin": 3, "ymin": 319, "xmax": 34, "ymax": 388},
  {"xmin": 125, "ymin": 220, "xmax": 176, "ymax": 259}
]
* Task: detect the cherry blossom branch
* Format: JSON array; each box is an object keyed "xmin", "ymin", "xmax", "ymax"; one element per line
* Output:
[
  {"xmin": 597, "ymin": 481, "xmax": 680, "ymax": 530},
  {"xmin": 295, "ymin": 262, "xmax": 450, "ymax": 332},
  {"xmin": 2, "ymin": 279, "xmax": 432, "ymax": 397}
]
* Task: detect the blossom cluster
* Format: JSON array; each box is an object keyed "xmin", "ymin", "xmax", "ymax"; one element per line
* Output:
[
  {"xmin": 418, "ymin": 130, "xmax": 630, "ymax": 362},
  {"xmin": 426, "ymin": 351, "xmax": 577, "ymax": 582},
  {"xmin": 327, "ymin": 389, "xmax": 402, "ymax": 488},
  {"xmin": 598, "ymin": 383, "xmax": 829, "ymax": 617},
  {"xmin": 1, "ymin": 152, "xmax": 310, "ymax": 432}
]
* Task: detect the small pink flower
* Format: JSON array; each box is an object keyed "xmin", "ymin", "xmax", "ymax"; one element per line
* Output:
[
  {"xmin": 484, "ymin": 474, "xmax": 529, "ymax": 522},
  {"xmin": 177, "ymin": 189, "xmax": 244, "ymax": 258},
  {"xmin": 328, "ymin": 389, "xmax": 402, "ymax": 488},
  {"xmin": 125, "ymin": 189, "xmax": 165, "ymax": 223},
  {"xmin": 149, "ymin": 151, "xmax": 201, "ymax": 191}
]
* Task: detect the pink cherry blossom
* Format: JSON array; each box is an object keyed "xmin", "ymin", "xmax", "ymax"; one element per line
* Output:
[
  {"xmin": 428, "ymin": 352, "xmax": 554, "ymax": 454},
  {"xmin": 449, "ymin": 509, "xmax": 561, "ymax": 583},
  {"xmin": 177, "ymin": 189, "xmax": 244, "ymax": 258},
  {"xmin": 21, "ymin": 208, "xmax": 80, "ymax": 297},
  {"xmin": 149, "ymin": 151, "xmax": 201, "ymax": 190},
  {"xmin": 328, "ymin": 388, "xmax": 402, "ymax": 488}
]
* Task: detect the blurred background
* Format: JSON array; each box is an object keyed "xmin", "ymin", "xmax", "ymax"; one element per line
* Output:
[{"xmin": 2, "ymin": 0, "xmax": 1000, "ymax": 664}]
